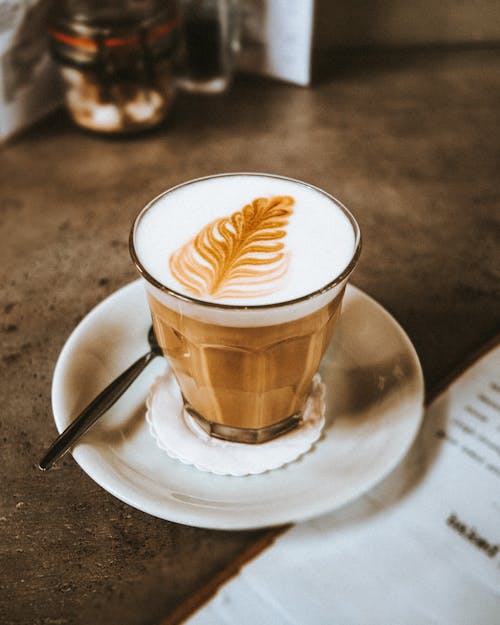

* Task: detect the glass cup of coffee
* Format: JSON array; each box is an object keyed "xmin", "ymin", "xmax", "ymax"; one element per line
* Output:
[{"xmin": 130, "ymin": 173, "xmax": 361, "ymax": 444}]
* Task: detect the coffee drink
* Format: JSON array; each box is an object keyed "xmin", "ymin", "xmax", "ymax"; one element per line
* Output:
[{"xmin": 131, "ymin": 174, "xmax": 360, "ymax": 443}]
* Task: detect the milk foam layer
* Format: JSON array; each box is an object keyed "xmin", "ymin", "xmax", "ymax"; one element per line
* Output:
[{"xmin": 134, "ymin": 174, "xmax": 358, "ymax": 307}]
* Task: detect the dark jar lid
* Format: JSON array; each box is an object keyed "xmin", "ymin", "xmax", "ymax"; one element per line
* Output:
[{"xmin": 49, "ymin": 0, "xmax": 180, "ymax": 66}]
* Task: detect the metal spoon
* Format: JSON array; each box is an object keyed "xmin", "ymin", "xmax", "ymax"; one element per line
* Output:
[{"xmin": 39, "ymin": 326, "xmax": 162, "ymax": 471}]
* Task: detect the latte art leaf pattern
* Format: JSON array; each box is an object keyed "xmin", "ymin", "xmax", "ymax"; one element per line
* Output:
[{"xmin": 169, "ymin": 196, "xmax": 295, "ymax": 299}]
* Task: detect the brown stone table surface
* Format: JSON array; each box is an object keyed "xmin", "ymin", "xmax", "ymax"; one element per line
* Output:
[{"xmin": 1, "ymin": 49, "xmax": 499, "ymax": 625}]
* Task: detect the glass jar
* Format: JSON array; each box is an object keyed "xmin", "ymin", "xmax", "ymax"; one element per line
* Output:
[
  {"xmin": 176, "ymin": 0, "xmax": 240, "ymax": 94},
  {"xmin": 49, "ymin": 1, "xmax": 179, "ymax": 134}
]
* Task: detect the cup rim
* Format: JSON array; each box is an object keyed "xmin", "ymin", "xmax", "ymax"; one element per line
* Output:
[{"xmin": 129, "ymin": 172, "xmax": 362, "ymax": 311}]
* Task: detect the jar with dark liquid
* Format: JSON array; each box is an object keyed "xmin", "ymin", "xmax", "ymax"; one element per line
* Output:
[
  {"xmin": 49, "ymin": 1, "xmax": 179, "ymax": 133},
  {"xmin": 176, "ymin": 0, "xmax": 240, "ymax": 94}
]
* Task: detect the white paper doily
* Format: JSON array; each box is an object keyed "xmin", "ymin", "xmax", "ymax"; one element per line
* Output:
[{"xmin": 146, "ymin": 371, "xmax": 326, "ymax": 476}]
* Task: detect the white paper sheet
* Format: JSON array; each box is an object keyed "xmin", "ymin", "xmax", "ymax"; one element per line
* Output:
[
  {"xmin": 0, "ymin": 0, "xmax": 61, "ymax": 140},
  {"xmin": 185, "ymin": 343, "xmax": 500, "ymax": 624},
  {"xmin": 237, "ymin": 0, "xmax": 315, "ymax": 86}
]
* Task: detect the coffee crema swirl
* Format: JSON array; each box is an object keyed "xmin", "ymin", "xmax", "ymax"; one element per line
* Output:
[{"xmin": 169, "ymin": 195, "xmax": 294, "ymax": 299}]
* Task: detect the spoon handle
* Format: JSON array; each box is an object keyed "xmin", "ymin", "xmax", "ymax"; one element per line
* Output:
[{"xmin": 39, "ymin": 350, "xmax": 158, "ymax": 471}]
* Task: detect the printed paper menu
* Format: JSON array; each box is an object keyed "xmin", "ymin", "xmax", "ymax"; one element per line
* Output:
[{"xmin": 186, "ymin": 343, "xmax": 500, "ymax": 624}]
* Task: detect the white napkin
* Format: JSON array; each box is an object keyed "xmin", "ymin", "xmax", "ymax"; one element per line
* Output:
[
  {"xmin": 184, "ymin": 343, "xmax": 500, "ymax": 624},
  {"xmin": 146, "ymin": 371, "xmax": 326, "ymax": 476}
]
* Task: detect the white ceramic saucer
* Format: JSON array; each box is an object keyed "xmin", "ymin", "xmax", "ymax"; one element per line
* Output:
[{"xmin": 51, "ymin": 280, "xmax": 424, "ymax": 530}]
